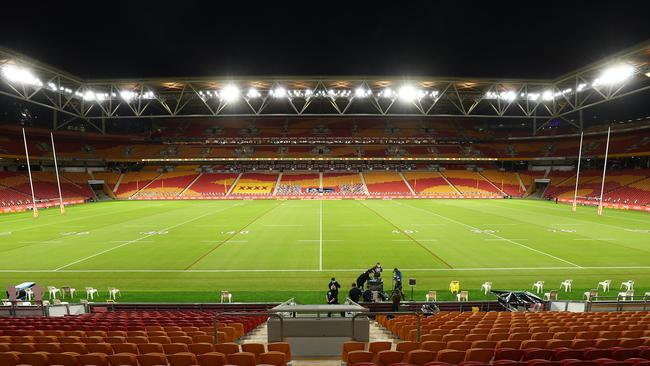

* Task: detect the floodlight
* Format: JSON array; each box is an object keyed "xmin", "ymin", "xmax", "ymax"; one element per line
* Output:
[
  {"xmin": 47, "ymin": 82, "xmax": 57, "ymax": 91},
  {"xmin": 542, "ymin": 90, "xmax": 553, "ymax": 101},
  {"xmin": 355, "ymin": 87, "xmax": 370, "ymax": 98},
  {"xmin": 500, "ymin": 90, "xmax": 516, "ymax": 102},
  {"xmin": 120, "ymin": 90, "xmax": 136, "ymax": 102},
  {"xmin": 1, "ymin": 65, "xmax": 43, "ymax": 86},
  {"xmin": 398, "ymin": 85, "xmax": 418, "ymax": 102},
  {"xmin": 593, "ymin": 64, "xmax": 634, "ymax": 86},
  {"xmin": 246, "ymin": 88, "xmax": 261, "ymax": 98},
  {"xmin": 220, "ymin": 84, "xmax": 240, "ymax": 102},
  {"xmin": 577, "ymin": 83, "xmax": 587, "ymax": 92},
  {"xmin": 379, "ymin": 88, "xmax": 394, "ymax": 98},
  {"xmin": 271, "ymin": 87, "xmax": 286, "ymax": 98}
]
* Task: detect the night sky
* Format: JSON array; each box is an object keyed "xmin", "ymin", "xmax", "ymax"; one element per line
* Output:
[{"xmin": 2, "ymin": 2, "xmax": 649, "ymax": 80}]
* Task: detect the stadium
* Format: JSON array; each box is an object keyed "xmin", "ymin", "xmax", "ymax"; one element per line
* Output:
[{"xmin": 1, "ymin": 4, "xmax": 650, "ymax": 366}]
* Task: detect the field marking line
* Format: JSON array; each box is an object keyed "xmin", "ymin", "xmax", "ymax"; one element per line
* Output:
[
  {"xmin": 319, "ymin": 199, "xmax": 323, "ymax": 271},
  {"xmin": 484, "ymin": 238, "xmax": 529, "ymax": 241},
  {"xmin": 19, "ymin": 241, "xmax": 62, "ymax": 244},
  {"xmin": 358, "ymin": 201, "xmax": 453, "ymax": 269},
  {"xmin": 184, "ymin": 202, "xmax": 284, "ymax": 270},
  {"xmin": 54, "ymin": 202, "xmax": 245, "ymax": 271},
  {"xmin": 393, "ymin": 239, "xmax": 438, "ymax": 242},
  {"xmin": 109, "ymin": 240, "xmax": 154, "ymax": 243},
  {"xmin": 397, "ymin": 201, "xmax": 583, "ymax": 268},
  {"xmin": 265, "ymin": 224, "xmax": 304, "ymax": 227},
  {"xmin": 299, "ymin": 239, "xmax": 342, "ymax": 242},
  {"xmin": 4, "ymin": 265, "xmax": 650, "ymax": 273},
  {"xmin": 412, "ymin": 223, "xmax": 446, "ymax": 226},
  {"xmin": 572, "ymin": 238, "xmax": 617, "ymax": 241}
]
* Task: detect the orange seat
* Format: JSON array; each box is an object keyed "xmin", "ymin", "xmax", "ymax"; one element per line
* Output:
[
  {"xmin": 260, "ymin": 351, "xmax": 286, "ymax": 366},
  {"xmin": 420, "ymin": 334, "xmax": 441, "ymax": 343},
  {"xmin": 193, "ymin": 335, "xmax": 214, "ymax": 344},
  {"xmin": 112, "ymin": 343, "xmax": 138, "ymax": 354},
  {"xmin": 0, "ymin": 351, "xmax": 21, "ymax": 366},
  {"xmin": 405, "ymin": 349, "xmax": 436, "ymax": 366},
  {"xmin": 465, "ymin": 348, "xmax": 495, "ymax": 362},
  {"xmin": 86, "ymin": 331, "xmax": 107, "ymax": 338},
  {"xmin": 107, "ymin": 331, "xmax": 127, "ymax": 338},
  {"xmin": 136, "ymin": 352, "xmax": 167, "ymax": 366},
  {"xmin": 137, "ymin": 343, "xmax": 164, "ymax": 354},
  {"xmin": 421, "ymin": 341, "xmax": 446, "ymax": 352},
  {"xmin": 78, "ymin": 352, "xmax": 109, "ymax": 366},
  {"xmin": 81, "ymin": 336, "xmax": 104, "ymax": 344},
  {"xmin": 437, "ymin": 349, "xmax": 466, "ymax": 364},
  {"xmin": 368, "ymin": 341, "xmax": 392, "ymax": 354},
  {"xmin": 87, "ymin": 343, "xmax": 114, "ymax": 354},
  {"xmin": 35, "ymin": 343, "xmax": 62, "ymax": 353},
  {"xmin": 520, "ymin": 340, "xmax": 547, "ymax": 349},
  {"xmin": 167, "ymin": 352, "xmax": 197, "ymax": 366},
  {"xmin": 267, "ymin": 342, "xmax": 291, "ymax": 361},
  {"xmin": 241, "ymin": 343, "xmax": 266, "ymax": 362},
  {"xmin": 219, "ymin": 326, "xmax": 236, "ymax": 342},
  {"xmin": 571, "ymin": 339, "xmax": 596, "ymax": 349},
  {"xmin": 347, "ymin": 350, "xmax": 374, "ymax": 364},
  {"xmin": 163, "ymin": 343, "xmax": 189, "ymax": 354},
  {"xmin": 19, "ymin": 352, "xmax": 50, "ymax": 366},
  {"xmin": 48, "ymin": 351, "xmax": 80, "ymax": 366},
  {"xmin": 149, "ymin": 336, "xmax": 171, "ymax": 344},
  {"xmin": 196, "ymin": 352, "xmax": 227, "ymax": 366},
  {"xmin": 59, "ymin": 336, "xmax": 82, "ymax": 344},
  {"xmin": 105, "ymin": 336, "xmax": 126, "ymax": 344},
  {"xmin": 376, "ymin": 350, "xmax": 404, "ymax": 366},
  {"xmin": 34, "ymin": 336, "xmax": 58, "ymax": 343},
  {"xmin": 227, "ymin": 351, "xmax": 257, "ymax": 366},
  {"xmin": 342, "ymin": 341, "xmax": 366, "ymax": 362},
  {"xmin": 545, "ymin": 339, "xmax": 572, "ymax": 349},
  {"xmin": 62, "ymin": 343, "xmax": 88, "ymax": 354},
  {"xmin": 447, "ymin": 340, "xmax": 472, "ymax": 351},
  {"xmin": 170, "ymin": 336, "xmax": 193, "ymax": 344},
  {"xmin": 396, "ymin": 341, "xmax": 419, "ymax": 354},
  {"xmin": 215, "ymin": 342, "xmax": 240, "ymax": 355},
  {"xmin": 488, "ymin": 333, "xmax": 509, "ymax": 342},
  {"xmin": 472, "ymin": 341, "xmax": 497, "ymax": 349},
  {"xmin": 11, "ymin": 343, "xmax": 36, "ymax": 353},
  {"xmin": 189, "ymin": 343, "xmax": 214, "ymax": 355},
  {"xmin": 107, "ymin": 352, "xmax": 138, "ymax": 366}
]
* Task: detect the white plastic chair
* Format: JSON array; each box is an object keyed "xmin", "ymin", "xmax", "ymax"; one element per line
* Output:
[
  {"xmin": 47, "ymin": 286, "xmax": 60, "ymax": 299},
  {"xmin": 532, "ymin": 281, "xmax": 544, "ymax": 294},
  {"xmin": 220, "ymin": 290, "xmax": 232, "ymax": 303},
  {"xmin": 560, "ymin": 280, "xmax": 572, "ymax": 292},
  {"xmin": 618, "ymin": 290, "xmax": 634, "ymax": 301},
  {"xmin": 425, "ymin": 290, "xmax": 437, "ymax": 302},
  {"xmin": 108, "ymin": 287, "xmax": 121, "ymax": 300},
  {"xmin": 598, "ymin": 280, "xmax": 611, "ymax": 292},
  {"xmin": 62, "ymin": 287, "xmax": 76, "ymax": 299},
  {"xmin": 544, "ymin": 290, "xmax": 558, "ymax": 301},
  {"xmin": 621, "ymin": 280, "xmax": 634, "ymax": 291},
  {"xmin": 583, "ymin": 289, "xmax": 598, "ymax": 300},
  {"xmin": 85, "ymin": 287, "xmax": 98, "ymax": 300},
  {"xmin": 25, "ymin": 288, "xmax": 34, "ymax": 301},
  {"xmin": 456, "ymin": 290, "xmax": 468, "ymax": 302},
  {"xmin": 481, "ymin": 282, "xmax": 492, "ymax": 295}
]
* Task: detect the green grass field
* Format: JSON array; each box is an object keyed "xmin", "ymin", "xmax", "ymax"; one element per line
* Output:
[{"xmin": 1, "ymin": 199, "xmax": 649, "ymax": 304}]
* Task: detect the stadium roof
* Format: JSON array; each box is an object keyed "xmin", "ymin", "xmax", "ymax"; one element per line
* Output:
[{"xmin": 1, "ymin": 40, "xmax": 649, "ymax": 132}]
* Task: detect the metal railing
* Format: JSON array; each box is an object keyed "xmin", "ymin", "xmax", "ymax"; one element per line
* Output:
[
  {"xmin": 213, "ymin": 312, "xmax": 282, "ymax": 345},
  {"xmin": 586, "ymin": 295, "xmax": 649, "ymax": 312},
  {"xmin": 351, "ymin": 311, "xmax": 422, "ymax": 342}
]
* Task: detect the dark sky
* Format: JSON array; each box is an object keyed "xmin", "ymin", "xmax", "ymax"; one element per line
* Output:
[{"xmin": 1, "ymin": 1, "xmax": 649, "ymax": 80}]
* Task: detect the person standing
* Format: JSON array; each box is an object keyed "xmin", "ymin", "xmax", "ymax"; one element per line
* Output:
[
  {"xmin": 392, "ymin": 268, "xmax": 402, "ymax": 290},
  {"xmin": 328, "ymin": 277, "xmax": 341, "ymax": 295},
  {"xmin": 372, "ymin": 262, "xmax": 383, "ymax": 279},
  {"xmin": 391, "ymin": 288, "xmax": 401, "ymax": 312},
  {"xmin": 356, "ymin": 269, "xmax": 371, "ymax": 289},
  {"xmin": 348, "ymin": 283, "xmax": 362, "ymax": 303}
]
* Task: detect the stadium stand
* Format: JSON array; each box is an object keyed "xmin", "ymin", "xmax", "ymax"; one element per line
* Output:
[
  {"xmin": 181, "ymin": 172, "xmax": 239, "ymax": 197},
  {"xmin": 322, "ymin": 172, "xmax": 366, "ymax": 195},
  {"xmin": 92, "ymin": 171, "xmax": 121, "ymax": 192},
  {"xmin": 402, "ymin": 171, "xmax": 458, "ymax": 195},
  {"xmin": 441, "ymin": 170, "xmax": 502, "ymax": 196},
  {"xmin": 275, "ymin": 172, "xmax": 320, "ymax": 195},
  {"xmin": 114, "ymin": 172, "xmax": 162, "ymax": 198},
  {"xmin": 133, "ymin": 171, "xmax": 200, "ymax": 197},
  {"xmin": 363, "ymin": 171, "xmax": 412, "ymax": 195},
  {"xmin": 230, "ymin": 172, "xmax": 278, "ymax": 196},
  {"xmin": 480, "ymin": 170, "xmax": 526, "ymax": 197}
]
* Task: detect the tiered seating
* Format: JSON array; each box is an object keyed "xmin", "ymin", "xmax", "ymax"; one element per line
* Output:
[
  {"xmin": 115, "ymin": 172, "xmax": 161, "ymax": 198},
  {"xmin": 363, "ymin": 171, "xmax": 412, "ymax": 195},
  {"xmin": 442, "ymin": 170, "xmax": 501, "ymax": 196},
  {"xmin": 543, "ymin": 171, "xmax": 577, "ymax": 198},
  {"xmin": 480, "ymin": 171, "xmax": 525, "ymax": 197},
  {"xmin": 133, "ymin": 171, "xmax": 199, "ymax": 197},
  {"xmin": 61, "ymin": 172, "xmax": 95, "ymax": 198},
  {"xmin": 0, "ymin": 186, "xmax": 31, "ymax": 207},
  {"xmin": 93, "ymin": 172, "xmax": 121, "ymax": 191},
  {"xmin": 518, "ymin": 171, "xmax": 546, "ymax": 192},
  {"xmin": 0, "ymin": 311, "xmax": 272, "ymax": 366},
  {"xmin": 603, "ymin": 177, "xmax": 650, "ymax": 206},
  {"xmin": 181, "ymin": 173, "xmax": 239, "ymax": 197},
  {"xmin": 276, "ymin": 172, "xmax": 320, "ymax": 195},
  {"xmin": 403, "ymin": 171, "xmax": 458, "ymax": 195},
  {"xmin": 322, "ymin": 172, "xmax": 366, "ymax": 195},
  {"xmin": 230, "ymin": 172, "xmax": 278, "ymax": 196},
  {"xmin": 31, "ymin": 172, "xmax": 89, "ymax": 199},
  {"xmin": 367, "ymin": 311, "xmax": 650, "ymax": 366}
]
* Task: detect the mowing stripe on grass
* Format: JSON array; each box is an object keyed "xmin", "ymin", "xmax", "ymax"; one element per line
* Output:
[
  {"xmin": 184, "ymin": 201, "xmax": 285, "ymax": 270},
  {"xmin": 358, "ymin": 201, "xmax": 454, "ymax": 269},
  {"xmin": 2, "ymin": 265, "xmax": 650, "ymax": 273},
  {"xmin": 54, "ymin": 202, "xmax": 245, "ymax": 271},
  {"xmin": 397, "ymin": 201, "xmax": 583, "ymax": 268}
]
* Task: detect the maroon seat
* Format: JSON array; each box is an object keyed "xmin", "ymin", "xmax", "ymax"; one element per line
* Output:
[{"xmin": 524, "ymin": 349, "xmax": 555, "ymax": 361}]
